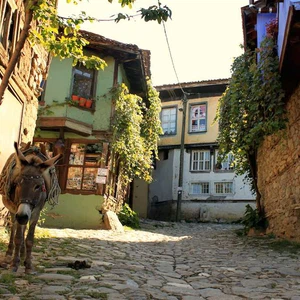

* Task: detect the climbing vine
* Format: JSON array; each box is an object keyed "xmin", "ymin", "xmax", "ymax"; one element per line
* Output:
[
  {"xmin": 141, "ymin": 79, "xmax": 163, "ymax": 160},
  {"xmin": 110, "ymin": 80, "xmax": 162, "ymax": 195},
  {"xmin": 215, "ymin": 36, "xmax": 286, "ymax": 215}
]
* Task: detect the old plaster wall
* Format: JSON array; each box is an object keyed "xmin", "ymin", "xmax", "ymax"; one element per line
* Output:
[
  {"xmin": 0, "ymin": 1, "xmax": 49, "ymax": 149},
  {"xmin": 0, "ymin": 1, "xmax": 49, "ymax": 221},
  {"xmin": 257, "ymin": 83, "xmax": 300, "ymax": 241}
]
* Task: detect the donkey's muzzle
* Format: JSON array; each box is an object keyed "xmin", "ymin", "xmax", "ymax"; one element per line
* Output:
[
  {"xmin": 16, "ymin": 213, "xmax": 29, "ymax": 225},
  {"xmin": 16, "ymin": 204, "xmax": 31, "ymax": 225}
]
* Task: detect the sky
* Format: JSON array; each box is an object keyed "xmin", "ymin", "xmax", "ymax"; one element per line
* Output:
[{"xmin": 57, "ymin": 0, "xmax": 249, "ymax": 86}]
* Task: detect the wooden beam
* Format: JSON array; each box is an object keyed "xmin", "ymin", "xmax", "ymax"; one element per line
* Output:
[{"xmin": 279, "ymin": 5, "xmax": 294, "ymax": 72}]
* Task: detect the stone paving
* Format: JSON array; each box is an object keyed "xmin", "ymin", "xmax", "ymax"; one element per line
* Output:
[{"xmin": 0, "ymin": 220, "xmax": 300, "ymax": 300}]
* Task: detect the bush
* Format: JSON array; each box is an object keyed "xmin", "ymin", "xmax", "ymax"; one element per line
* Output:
[
  {"xmin": 241, "ymin": 204, "xmax": 267, "ymax": 234},
  {"xmin": 117, "ymin": 203, "xmax": 140, "ymax": 229}
]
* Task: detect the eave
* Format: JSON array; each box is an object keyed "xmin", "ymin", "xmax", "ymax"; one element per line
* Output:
[
  {"xmin": 241, "ymin": 0, "xmax": 279, "ymax": 51},
  {"xmin": 156, "ymin": 79, "xmax": 229, "ymax": 102},
  {"xmin": 79, "ymin": 30, "xmax": 150, "ymax": 96}
]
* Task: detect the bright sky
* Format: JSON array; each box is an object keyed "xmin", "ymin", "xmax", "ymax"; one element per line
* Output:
[{"xmin": 57, "ymin": 0, "xmax": 249, "ymax": 86}]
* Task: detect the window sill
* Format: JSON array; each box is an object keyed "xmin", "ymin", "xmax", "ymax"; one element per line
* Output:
[
  {"xmin": 62, "ymin": 190, "xmax": 99, "ymax": 195},
  {"xmin": 160, "ymin": 133, "xmax": 177, "ymax": 137},
  {"xmin": 76, "ymin": 106, "xmax": 95, "ymax": 112},
  {"xmin": 188, "ymin": 130, "xmax": 207, "ymax": 134}
]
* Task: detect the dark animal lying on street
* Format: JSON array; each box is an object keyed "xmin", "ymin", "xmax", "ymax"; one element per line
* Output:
[
  {"xmin": 0, "ymin": 142, "xmax": 62, "ymax": 274},
  {"xmin": 67, "ymin": 260, "xmax": 91, "ymax": 270}
]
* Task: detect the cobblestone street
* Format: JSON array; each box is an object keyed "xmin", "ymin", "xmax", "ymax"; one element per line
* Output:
[{"xmin": 0, "ymin": 221, "xmax": 300, "ymax": 299}]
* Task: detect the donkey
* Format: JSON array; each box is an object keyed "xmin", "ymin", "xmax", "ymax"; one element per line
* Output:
[{"xmin": 1, "ymin": 142, "xmax": 62, "ymax": 274}]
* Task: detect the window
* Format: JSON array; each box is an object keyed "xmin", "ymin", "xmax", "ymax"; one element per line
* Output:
[
  {"xmin": 66, "ymin": 143, "xmax": 102, "ymax": 191},
  {"xmin": 0, "ymin": 0, "xmax": 18, "ymax": 53},
  {"xmin": 191, "ymin": 182, "xmax": 210, "ymax": 194},
  {"xmin": 33, "ymin": 140, "xmax": 105, "ymax": 194},
  {"xmin": 34, "ymin": 141, "xmax": 55, "ymax": 158},
  {"xmin": 191, "ymin": 150, "xmax": 210, "ymax": 171},
  {"xmin": 71, "ymin": 64, "xmax": 96, "ymax": 99},
  {"xmin": 190, "ymin": 103, "xmax": 207, "ymax": 132},
  {"xmin": 215, "ymin": 150, "xmax": 235, "ymax": 171},
  {"xmin": 214, "ymin": 182, "xmax": 233, "ymax": 194},
  {"xmin": 161, "ymin": 107, "xmax": 176, "ymax": 135}
]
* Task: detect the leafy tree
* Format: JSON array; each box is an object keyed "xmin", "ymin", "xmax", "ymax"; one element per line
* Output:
[
  {"xmin": 110, "ymin": 80, "xmax": 162, "ymax": 201},
  {"xmin": 0, "ymin": 0, "xmax": 172, "ymax": 104},
  {"xmin": 215, "ymin": 36, "xmax": 286, "ymax": 216}
]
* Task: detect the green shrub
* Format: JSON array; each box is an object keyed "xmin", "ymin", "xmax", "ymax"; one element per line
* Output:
[
  {"xmin": 117, "ymin": 203, "xmax": 140, "ymax": 229},
  {"xmin": 241, "ymin": 204, "xmax": 267, "ymax": 234}
]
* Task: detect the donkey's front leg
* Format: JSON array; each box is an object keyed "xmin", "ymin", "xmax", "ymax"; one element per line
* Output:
[
  {"xmin": 24, "ymin": 220, "xmax": 38, "ymax": 274},
  {"xmin": 5, "ymin": 214, "xmax": 16, "ymax": 257},
  {"xmin": 11, "ymin": 223, "xmax": 25, "ymax": 272}
]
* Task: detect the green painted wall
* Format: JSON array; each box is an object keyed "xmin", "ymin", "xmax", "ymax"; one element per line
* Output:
[
  {"xmin": 93, "ymin": 56, "xmax": 114, "ymax": 131},
  {"xmin": 45, "ymin": 58, "xmax": 73, "ymax": 104},
  {"xmin": 43, "ymin": 56, "xmax": 118, "ymax": 131},
  {"xmin": 42, "ymin": 194, "xmax": 104, "ymax": 229},
  {"xmin": 37, "ymin": 54, "xmax": 128, "ymax": 229}
]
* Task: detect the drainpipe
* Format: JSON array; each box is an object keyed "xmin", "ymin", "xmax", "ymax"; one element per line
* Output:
[{"xmin": 176, "ymin": 93, "xmax": 188, "ymax": 222}]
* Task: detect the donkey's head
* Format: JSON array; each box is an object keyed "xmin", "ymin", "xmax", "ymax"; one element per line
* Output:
[{"xmin": 13, "ymin": 142, "xmax": 62, "ymax": 225}]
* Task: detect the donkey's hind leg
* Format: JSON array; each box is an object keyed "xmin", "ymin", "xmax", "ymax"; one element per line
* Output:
[{"xmin": 0, "ymin": 215, "xmax": 15, "ymax": 269}]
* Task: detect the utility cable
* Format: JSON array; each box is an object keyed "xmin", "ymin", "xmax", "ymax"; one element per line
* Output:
[{"xmin": 161, "ymin": 20, "xmax": 189, "ymax": 96}]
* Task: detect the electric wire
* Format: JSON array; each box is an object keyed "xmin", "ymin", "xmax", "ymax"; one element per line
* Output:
[
  {"xmin": 161, "ymin": 20, "xmax": 184, "ymax": 94},
  {"xmin": 162, "ymin": 19, "xmax": 194, "ymax": 98}
]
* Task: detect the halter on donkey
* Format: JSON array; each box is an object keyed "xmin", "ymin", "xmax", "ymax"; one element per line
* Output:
[{"xmin": 0, "ymin": 142, "xmax": 62, "ymax": 274}]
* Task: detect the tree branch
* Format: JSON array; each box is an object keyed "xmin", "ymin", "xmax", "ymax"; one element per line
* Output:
[{"xmin": 0, "ymin": 0, "xmax": 36, "ymax": 105}]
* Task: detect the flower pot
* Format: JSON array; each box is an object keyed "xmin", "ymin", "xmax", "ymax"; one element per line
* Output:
[
  {"xmin": 72, "ymin": 95, "xmax": 80, "ymax": 101},
  {"xmin": 79, "ymin": 97, "xmax": 87, "ymax": 106},
  {"xmin": 85, "ymin": 99, "xmax": 93, "ymax": 108}
]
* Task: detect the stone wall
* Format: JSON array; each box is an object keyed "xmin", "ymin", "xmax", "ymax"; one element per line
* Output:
[{"xmin": 257, "ymin": 83, "xmax": 300, "ymax": 241}]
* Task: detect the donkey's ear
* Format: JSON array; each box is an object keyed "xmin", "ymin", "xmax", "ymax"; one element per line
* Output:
[
  {"xmin": 14, "ymin": 142, "xmax": 28, "ymax": 166},
  {"xmin": 39, "ymin": 153, "xmax": 63, "ymax": 171}
]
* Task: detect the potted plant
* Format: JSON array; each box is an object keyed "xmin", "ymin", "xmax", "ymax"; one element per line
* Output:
[
  {"xmin": 85, "ymin": 98, "xmax": 93, "ymax": 108},
  {"xmin": 72, "ymin": 95, "xmax": 80, "ymax": 101},
  {"xmin": 79, "ymin": 97, "xmax": 87, "ymax": 106}
]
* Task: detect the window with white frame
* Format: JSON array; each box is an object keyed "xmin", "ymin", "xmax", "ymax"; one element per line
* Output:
[
  {"xmin": 161, "ymin": 107, "xmax": 176, "ymax": 135},
  {"xmin": 190, "ymin": 103, "xmax": 207, "ymax": 132},
  {"xmin": 191, "ymin": 150, "xmax": 210, "ymax": 171},
  {"xmin": 214, "ymin": 182, "xmax": 233, "ymax": 194},
  {"xmin": 191, "ymin": 182, "xmax": 210, "ymax": 194},
  {"xmin": 215, "ymin": 150, "xmax": 235, "ymax": 171}
]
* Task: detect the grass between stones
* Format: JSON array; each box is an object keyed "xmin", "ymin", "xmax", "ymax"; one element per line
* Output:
[{"xmin": 0, "ymin": 273, "xmax": 17, "ymax": 294}]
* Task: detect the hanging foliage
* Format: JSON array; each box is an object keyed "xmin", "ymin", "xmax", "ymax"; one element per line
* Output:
[
  {"xmin": 141, "ymin": 79, "xmax": 163, "ymax": 160},
  {"xmin": 215, "ymin": 36, "xmax": 286, "ymax": 214},
  {"xmin": 110, "ymin": 80, "xmax": 162, "ymax": 189}
]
